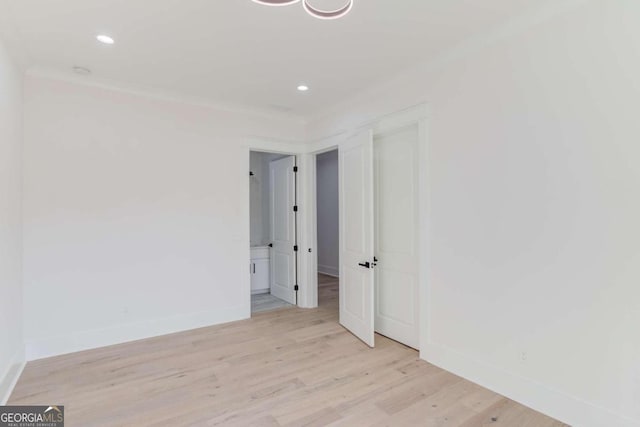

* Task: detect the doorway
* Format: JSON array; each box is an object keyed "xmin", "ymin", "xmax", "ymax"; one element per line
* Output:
[
  {"xmin": 373, "ymin": 124, "xmax": 420, "ymax": 349},
  {"xmin": 308, "ymin": 110, "xmax": 426, "ymax": 350},
  {"xmin": 249, "ymin": 150, "xmax": 299, "ymax": 314},
  {"xmin": 316, "ymin": 149, "xmax": 340, "ymax": 314},
  {"xmin": 248, "ymin": 107, "xmax": 426, "ymax": 348}
]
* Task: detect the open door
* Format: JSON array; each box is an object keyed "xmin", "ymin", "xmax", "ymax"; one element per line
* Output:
[
  {"xmin": 374, "ymin": 125, "xmax": 420, "ymax": 349},
  {"xmin": 269, "ymin": 156, "xmax": 297, "ymax": 305},
  {"xmin": 339, "ymin": 130, "xmax": 375, "ymax": 347}
]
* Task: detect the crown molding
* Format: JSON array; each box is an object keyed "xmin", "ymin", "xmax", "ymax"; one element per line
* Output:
[{"xmin": 25, "ymin": 66, "xmax": 309, "ymax": 126}]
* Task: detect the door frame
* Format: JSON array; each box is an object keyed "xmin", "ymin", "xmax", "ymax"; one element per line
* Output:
[
  {"xmin": 302, "ymin": 104, "xmax": 430, "ymax": 355},
  {"xmin": 245, "ymin": 142, "xmax": 302, "ymax": 317}
]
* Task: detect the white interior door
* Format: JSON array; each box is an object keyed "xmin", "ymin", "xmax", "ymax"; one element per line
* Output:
[
  {"xmin": 339, "ymin": 130, "xmax": 375, "ymax": 347},
  {"xmin": 374, "ymin": 125, "xmax": 420, "ymax": 349},
  {"xmin": 269, "ymin": 156, "xmax": 296, "ymax": 305}
]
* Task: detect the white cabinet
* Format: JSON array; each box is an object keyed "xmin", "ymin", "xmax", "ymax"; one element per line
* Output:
[
  {"xmin": 250, "ymin": 246, "xmax": 270, "ymax": 294},
  {"xmin": 251, "ymin": 259, "xmax": 270, "ymax": 294}
]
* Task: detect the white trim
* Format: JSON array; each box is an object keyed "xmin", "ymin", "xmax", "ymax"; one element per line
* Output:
[
  {"xmin": 296, "ymin": 153, "xmax": 318, "ymax": 308},
  {"xmin": 423, "ymin": 342, "xmax": 638, "ymax": 427},
  {"xmin": 244, "ymin": 137, "xmax": 307, "ymax": 155},
  {"xmin": 307, "ymin": 132, "xmax": 347, "ymax": 155},
  {"xmin": 303, "ymin": 142, "xmax": 341, "ymax": 309},
  {"xmin": 417, "ymin": 118, "xmax": 431, "ymax": 358},
  {"xmin": 0, "ymin": 347, "xmax": 26, "ymax": 404},
  {"xmin": 26, "ymin": 305, "xmax": 247, "ymax": 361},
  {"xmin": 245, "ymin": 138, "xmax": 309, "ymax": 310},
  {"xmin": 368, "ymin": 104, "xmax": 430, "ymax": 136},
  {"xmin": 302, "ymin": 104, "xmax": 430, "ymax": 316},
  {"xmin": 317, "ymin": 265, "xmax": 339, "ymax": 277}
]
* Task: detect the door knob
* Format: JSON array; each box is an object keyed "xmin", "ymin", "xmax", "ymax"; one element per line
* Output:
[{"xmin": 358, "ymin": 262, "xmax": 371, "ymax": 269}]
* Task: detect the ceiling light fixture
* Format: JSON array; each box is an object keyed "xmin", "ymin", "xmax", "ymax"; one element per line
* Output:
[
  {"xmin": 302, "ymin": 0, "xmax": 353, "ymax": 20},
  {"xmin": 297, "ymin": 84, "xmax": 309, "ymax": 92},
  {"xmin": 252, "ymin": 0, "xmax": 353, "ymax": 20},
  {"xmin": 252, "ymin": 0, "xmax": 301, "ymax": 5},
  {"xmin": 96, "ymin": 34, "xmax": 115, "ymax": 44}
]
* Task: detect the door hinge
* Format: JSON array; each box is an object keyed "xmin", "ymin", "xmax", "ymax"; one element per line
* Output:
[
  {"xmin": 293, "ymin": 205, "xmax": 298, "ymax": 212},
  {"xmin": 293, "ymin": 166, "xmax": 298, "ymax": 173},
  {"xmin": 293, "ymin": 245, "xmax": 299, "ymax": 252},
  {"xmin": 294, "ymin": 285, "xmax": 299, "ymax": 291}
]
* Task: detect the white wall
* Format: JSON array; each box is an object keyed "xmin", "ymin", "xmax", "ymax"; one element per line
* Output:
[
  {"xmin": 307, "ymin": 1, "xmax": 640, "ymax": 426},
  {"xmin": 22, "ymin": 75, "xmax": 305, "ymax": 360},
  {"xmin": 0, "ymin": 36, "xmax": 24, "ymax": 403},
  {"xmin": 316, "ymin": 150, "xmax": 339, "ymax": 276}
]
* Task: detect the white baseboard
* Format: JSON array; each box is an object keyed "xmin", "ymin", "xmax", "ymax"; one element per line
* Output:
[
  {"xmin": 26, "ymin": 305, "xmax": 249, "ymax": 361},
  {"xmin": 0, "ymin": 346, "xmax": 26, "ymax": 405},
  {"xmin": 422, "ymin": 342, "xmax": 638, "ymax": 427},
  {"xmin": 318, "ymin": 264, "xmax": 339, "ymax": 277}
]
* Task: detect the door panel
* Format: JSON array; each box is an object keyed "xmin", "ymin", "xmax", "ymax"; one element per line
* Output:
[
  {"xmin": 344, "ymin": 267, "xmax": 365, "ymax": 319},
  {"xmin": 343, "ymin": 148, "xmax": 366, "ymax": 254},
  {"xmin": 340, "ymin": 130, "xmax": 375, "ymax": 347},
  {"xmin": 270, "ymin": 156, "xmax": 296, "ymax": 305},
  {"xmin": 378, "ymin": 269, "xmax": 416, "ymax": 324},
  {"xmin": 374, "ymin": 125, "xmax": 420, "ymax": 349}
]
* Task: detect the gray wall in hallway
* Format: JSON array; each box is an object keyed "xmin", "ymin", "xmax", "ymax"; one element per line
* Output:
[{"xmin": 316, "ymin": 150, "xmax": 339, "ymax": 277}]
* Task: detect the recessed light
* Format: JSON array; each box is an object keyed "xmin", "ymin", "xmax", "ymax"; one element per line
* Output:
[
  {"xmin": 297, "ymin": 85, "xmax": 309, "ymax": 92},
  {"xmin": 96, "ymin": 34, "xmax": 115, "ymax": 44},
  {"xmin": 73, "ymin": 66, "xmax": 92, "ymax": 76}
]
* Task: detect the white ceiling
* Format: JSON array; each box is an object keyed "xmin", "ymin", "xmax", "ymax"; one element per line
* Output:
[{"xmin": 1, "ymin": 0, "xmax": 552, "ymax": 119}]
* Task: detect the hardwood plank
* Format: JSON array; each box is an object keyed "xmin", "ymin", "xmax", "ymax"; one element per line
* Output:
[{"xmin": 8, "ymin": 274, "xmax": 567, "ymax": 426}]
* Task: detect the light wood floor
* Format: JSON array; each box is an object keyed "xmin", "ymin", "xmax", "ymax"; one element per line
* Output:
[{"xmin": 10, "ymin": 274, "xmax": 566, "ymax": 426}]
